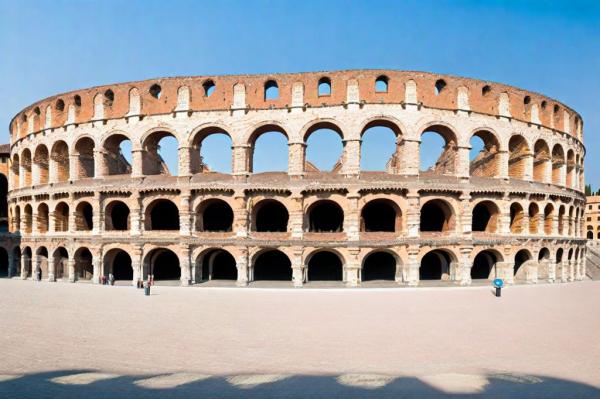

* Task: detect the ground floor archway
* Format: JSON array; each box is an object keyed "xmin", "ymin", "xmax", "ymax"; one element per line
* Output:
[
  {"xmin": 0, "ymin": 247, "xmax": 8, "ymax": 277},
  {"xmin": 104, "ymin": 249, "xmax": 133, "ymax": 281},
  {"xmin": 197, "ymin": 249, "xmax": 237, "ymax": 281},
  {"xmin": 307, "ymin": 251, "xmax": 343, "ymax": 281},
  {"xmin": 514, "ymin": 249, "xmax": 531, "ymax": 275},
  {"xmin": 144, "ymin": 248, "xmax": 180, "ymax": 281},
  {"xmin": 420, "ymin": 249, "xmax": 453, "ymax": 280},
  {"xmin": 362, "ymin": 251, "xmax": 397, "ymax": 281},
  {"xmin": 74, "ymin": 248, "xmax": 93, "ymax": 281},
  {"xmin": 471, "ymin": 250, "xmax": 499, "ymax": 280},
  {"xmin": 253, "ymin": 249, "xmax": 292, "ymax": 281}
]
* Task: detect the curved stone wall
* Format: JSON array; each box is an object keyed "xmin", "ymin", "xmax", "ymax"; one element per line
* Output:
[{"xmin": 5, "ymin": 70, "xmax": 587, "ymax": 286}]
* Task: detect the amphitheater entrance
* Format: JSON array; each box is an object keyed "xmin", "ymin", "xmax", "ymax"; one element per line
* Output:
[
  {"xmin": 22, "ymin": 247, "xmax": 33, "ymax": 278},
  {"xmin": 104, "ymin": 249, "xmax": 133, "ymax": 282},
  {"xmin": 146, "ymin": 199, "xmax": 180, "ymax": 230},
  {"xmin": 36, "ymin": 247, "xmax": 49, "ymax": 280},
  {"xmin": 252, "ymin": 249, "xmax": 292, "ymax": 281},
  {"xmin": 514, "ymin": 249, "xmax": 531, "ymax": 275},
  {"xmin": 362, "ymin": 251, "xmax": 396, "ymax": 281},
  {"xmin": 197, "ymin": 249, "xmax": 237, "ymax": 282},
  {"xmin": 308, "ymin": 200, "xmax": 344, "ymax": 232},
  {"xmin": 420, "ymin": 249, "xmax": 453, "ymax": 281},
  {"xmin": 145, "ymin": 248, "xmax": 180, "ymax": 282},
  {"xmin": 74, "ymin": 248, "xmax": 93, "ymax": 281},
  {"xmin": 471, "ymin": 250, "xmax": 499, "ymax": 280},
  {"xmin": 253, "ymin": 199, "xmax": 288, "ymax": 232},
  {"xmin": 307, "ymin": 251, "xmax": 343, "ymax": 282},
  {"xmin": 420, "ymin": 199, "xmax": 453, "ymax": 232},
  {"xmin": 53, "ymin": 247, "xmax": 68, "ymax": 280},
  {"xmin": 197, "ymin": 199, "xmax": 233, "ymax": 232},
  {"xmin": 360, "ymin": 199, "xmax": 400, "ymax": 232},
  {"xmin": 0, "ymin": 247, "xmax": 8, "ymax": 277}
]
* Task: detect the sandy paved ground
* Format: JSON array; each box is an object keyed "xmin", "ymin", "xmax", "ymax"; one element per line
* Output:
[{"xmin": 0, "ymin": 279, "xmax": 598, "ymax": 398}]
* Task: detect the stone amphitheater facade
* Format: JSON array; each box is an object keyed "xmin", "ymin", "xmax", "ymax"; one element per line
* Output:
[{"xmin": 4, "ymin": 69, "xmax": 588, "ymax": 287}]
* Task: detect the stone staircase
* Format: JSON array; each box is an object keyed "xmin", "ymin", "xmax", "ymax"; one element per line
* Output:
[{"xmin": 585, "ymin": 243, "xmax": 600, "ymax": 280}]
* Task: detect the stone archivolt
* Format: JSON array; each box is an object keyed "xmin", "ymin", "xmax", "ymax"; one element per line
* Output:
[{"xmin": 5, "ymin": 70, "xmax": 587, "ymax": 287}]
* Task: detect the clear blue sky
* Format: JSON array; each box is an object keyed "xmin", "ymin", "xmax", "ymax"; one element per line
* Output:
[{"xmin": 1, "ymin": 0, "xmax": 598, "ymax": 185}]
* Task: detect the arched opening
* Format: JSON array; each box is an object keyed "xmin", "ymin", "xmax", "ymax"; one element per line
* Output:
[
  {"xmin": 105, "ymin": 200, "xmax": 130, "ymax": 231},
  {"xmin": 544, "ymin": 204, "xmax": 554, "ymax": 235},
  {"xmin": 12, "ymin": 247, "xmax": 21, "ymax": 278},
  {"xmin": 53, "ymin": 247, "xmax": 68, "ymax": 280},
  {"xmin": 146, "ymin": 199, "xmax": 180, "ymax": 230},
  {"xmin": 469, "ymin": 131, "xmax": 500, "ymax": 177},
  {"xmin": 54, "ymin": 202, "xmax": 69, "ymax": 232},
  {"xmin": 566, "ymin": 150, "xmax": 575, "ymax": 188},
  {"xmin": 74, "ymin": 137, "xmax": 95, "ymax": 178},
  {"xmin": 308, "ymin": 200, "xmax": 344, "ymax": 232},
  {"xmin": 420, "ymin": 249, "xmax": 453, "ymax": 280},
  {"xmin": 50, "ymin": 141, "xmax": 70, "ymax": 182},
  {"xmin": 557, "ymin": 206, "xmax": 565, "ymax": 235},
  {"xmin": 375, "ymin": 75, "xmax": 389, "ymax": 93},
  {"xmin": 533, "ymin": 140, "xmax": 550, "ymax": 183},
  {"xmin": 33, "ymin": 145, "xmax": 49, "ymax": 184},
  {"xmin": 307, "ymin": 251, "xmax": 343, "ymax": 281},
  {"xmin": 528, "ymin": 203, "xmax": 539, "ymax": 234},
  {"xmin": 11, "ymin": 154, "xmax": 19, "ymax": 189},
  {"xmin": 510, "ymin": 203, "xmax": 524, "ymax": 234},
  {"xmin": 472, "ymin": 201, "xmax": 500, "ymax": 233},
  {"xmin": 22, "ymin": 204, "xmax": 32, "ymax": 234},
  {"xmin": 471, "ymin": 250, "xmax": 499, "ymax": 280},
  {"xmin": 264, "ymin": 80, "xmax": 279, "ymax": 100},
  {"xmin": 198, "ymin": 249, "xmax": 237, "ymax": 281},
  {"xmin": 508, "ymin": 135, "xmax": 530, "ymax": 179},
  {"xmin": 250, "ymin": 125, "xmax": 288, "ymax": 173},
  {"xmin": 253, "ymin": 250, "xmax": 292, "ymax": 281},
  {"xmin": 360, "ymin": 121, "xmax": 401, "ymax": 171},
  {"xmin": 420, "ymin": 199, "xmax": 454, "ymax": 232},
  {"xmin": 21, "ymin": 247, "xmax": 32, "ymax": 278},
  {"xmin": 538, "ymin": 248, "xmax": 550, "ymax": 261},
  {"xmin": 556, "ymin": 248, "xmax": 564, "ymax": 263},
  {"xmin": 362, "ymin": 251, "xmax": 396, "ymax": 281},
  {"xmin": 203, "ymin": 80, "xmax": 215, "ymax": 97},
  {"xmin": 0, "ymin": 175, "xmax": 7, "ymax": 232},
  {"xmin": 35, "ymin": 247, "xmax": 49, "ymax": 280},
  {"xmin": 142, "ymin": 131, "xmax": 179, "ymax": 176},
  {"xmin": 304, "ymin": 122, "xmax": 343, "ymax": 172},
  {"xmin": 145, "ymin": 248, "xmax": 180, "ymax": 281},
  {"xmin": 13, "ymin": 206, "xmax": 21, "ymax": 232},
  {"xmin": 420, "ymin": 125, "xmax": 457, "ymax": 175},
  {"xmin": 21, "ymin": 149, "xmax": 32, "ymax": 187},
  {"xmin": 191, "ymin": 127, "xmax": 232, "ymax": 174},
  {"xmin": 196, "ymin": 199, "xmax": 234, "ymax": 232},
  {"xmin": 434, "ymin": 79, "xmax": 447, "ymax": 95},
  {"xmin": 0, "ymin": 247, "xmax": 8, "ymax": 277},
  {"xmin": 104, "ymin": 249, "xmax": 132, "ymax": 281},
  {"xmin": 74, "ymin": 248, "xmax": 93, "ymax": 281},
  {"xmin": 35, "ymin": 203, "xmax": 48, "ymax": 233},
  {"xmin": 103, "ymin": 134, "xmax": 132, "ymax": 175},
  {"xmin": 514, "ymin": 249, "xmax": 531, "ymax": 275},
  {"xmin": 360, "ymin": 199, "xmax": 401, "ymax": 232},
  {"xmin": 551, "ymin": 144, "xmax": 565, "ymax": 185},
  {"xmin": 318, "ymin": 77, "xmax": 331, "ymax": 96},
  {"xmin": 587, "ymin": 230, "xmax": 594, "ymax": 239},
  {"xmin": 75, "ymin": 202, "xmax": 93, "ymax": 231},
  {"xmin": 252, "ymin": 199, "xmax": 288, "ymax": 232}
]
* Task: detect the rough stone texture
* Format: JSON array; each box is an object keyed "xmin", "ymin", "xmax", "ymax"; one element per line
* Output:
[{"xmin": 3, "ymin": 70, "xmax": 587, "ymax": 287}]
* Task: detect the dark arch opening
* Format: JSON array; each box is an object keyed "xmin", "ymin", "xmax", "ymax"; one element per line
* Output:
[
  {"xmin": 361, "ymin": 199, "xmax": 398, "ymax": 232},
  {"xmin": 0, "ymin": 247, "xmax": 8, "ymax": 277},
  {"xmin": 264, "ymin": 80, "xmax": 279, "ymax": 100},
  {"xmin": 472, "ymin": 201, "xmax": 499, "ymax": 233},
  {"xmin": 471, "ymin": 250, "xmax": 498, "ymax": 279},
  {"xmin": 308, "ymin": 251, "xmax": 343, "ymax": 281},
  {"xmin": 253, "ymin": 250, "xmax": 292, "ymax": 281},
  {"xmin": 149, "ymin": 249, "xmax": 180, "ymax": 280},
  {"xmin": 420, "ymin": 200, "xmax": 452, "ymax": 232},
  {"xmin": 362, "ymin": 252, "xmax": 396, "ymax": 281},
  {"xmin": 200, "ymin": 249, "xmax": 237, "ymax": 281},
  {"xmin": 75, "ymin": 202, "xmax": 93, "ymax": 231},
  {"xmin": 0, "ymin": 174, "xmax": 6, "ymax": 232},
  {"xmin": 538, "ymin": 248, "xmax": 550, "ymax": 261},
  {"xmin": 148, "ymin": 200, "xmax": 180, "ymax": 230},
  {"xmin": 254, "ymin": 200, "xmax": 288, "ymax": 232},
  {"xmin": 75, "ymin": 248, "xmax": 93, "ymax": 280},
  {"xmin": 109, "ymin": 250, "xmax": 132, "ymax": 281},
  {"xmin": 420, "ymin": 250, "xmax": 452, "ymax": 280},
  {"xmin": 106, "ymin": 201, "xmax": 130, "ymax": 231},
  {"xmin": 199, "ymin": 200, "xmax": 233, "ymax": 232},
  {"xmin": 52, "ymin": 247, "xmax": 68, "ymax": 280},
  {"xmin": 514, "ymin": 249, "xmax": 531, "ymax": 275},
  {"xmin": 308, "ymin": 201, "xmax": 344, "ymax": 232}
]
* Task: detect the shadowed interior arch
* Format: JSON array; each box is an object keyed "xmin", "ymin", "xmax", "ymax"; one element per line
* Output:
[
  {"xmin": 307, "ymin": 251, "xmax": 343, "ymax": 281},
  {"xmin": 253, "ymin": 250, "xmax": 292, "ymax": 281}
]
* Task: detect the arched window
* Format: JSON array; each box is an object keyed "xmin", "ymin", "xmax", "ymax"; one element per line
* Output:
[
  {"xmin": 308, "ymin": 200, "xmax": 344, "ymax": 232},
  {"xmin": 533, "ymin": 140, "xmax": 550, "ymax": 183},
  {"xmin": 361, "ymin": 199, "xmax": 401, "ymax": 232},
  {"xmin": 103, "ymin": 134, "xmax": 132, "ymax": 175},
  {"xmin": 74, "ymin": 137, "xmax": 95, "ymax": 179},
  {"xmin": 420, "ymin": 125, "xmax": 457, "ymax": 175},
  {"xmin": 249, "ymin": 125, "xmax": 288, "ymax": 173},
  {"xmin": 472, "ymin": 201, "xmax": 500, "ymax": 233},
  {"xmin": 191, "ymin": 127, "xmax": 232, "ymax": 174},
  {"xmin": 54, "ymin": 202, "xmax": 69, "ymax": 232},
  {"xmin": 264, "ymin": 80, "xmax": 279, "ymax": 100},
  {"xmin": 142, "ymin": 130, "xmax": 179, "ymax": 176},
  {"xmin": 375, "ymin": 76, "xmax": 388, "ymax": 93},
  {"xmin": 434, "ymin": 79, "xmax": 446, "ymax": 95},
  {"xmin": 508, "ymin": 136, "xmax": 530, "ymax": 179},
  {"xmin": 510, "ymin": 203, "xmax": 524, "ymax": 234},
  {"xmin": 50, "ymin": 141, "xmax": 70, "ymax": 182},
  {"xmin": 105, "ymin": 200, "xmax": 130, "ymax": 231},
  {"xmin": 196, "ymin": 199, "xmax": 233, "ymax": 232},
  {"xmin": 360, "ymin": 120, "xmax": 401, "ymax": 171},
  {"xmin": 75, "ymin": 202, "xmax": 93, "ymax": 231},
  {"xmin": 420, "ymin": 199, "xmax": 454, "ymax": 233},
  {"xmin": 318, "ymin": 77, "xmax": 331, "ymax": 96},
  {"xmin": 149, "ymin": 84, "xmax": 162, "ymax": 99},
  {"xmin": 203, "ymin": 80, "xmax": 215, "ymax": 97},
  {"xmin": 470, "ymin": 131, "xmax": 500, "ymax": 177},
  {"xmin": 146, "ymin": 199, "xmax": 180, "ymax": 230},
  {"xmin": 252, "ymin": 199, "xmax": 288, "ymax": 232},
  {"xmin": 304, "ymin": 122, "xmax": 343, "ymax": 172}
]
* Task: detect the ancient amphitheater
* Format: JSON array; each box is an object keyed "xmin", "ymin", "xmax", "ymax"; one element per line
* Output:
[{"xmin": 2, "ymin": 70, "xmax": 588, "ymax": 287}]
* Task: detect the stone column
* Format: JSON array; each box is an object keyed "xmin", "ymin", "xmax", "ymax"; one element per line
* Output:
[
  {"xmin": 48, "ymin": 254, "xmax": 56, "ymax": 282},
  {"xmin": 552, "ymin": 214, "xmax": 559, "ymax": 236},
  {"xmin": 179, "ymin": 191, "xmax": 192, "ymax": 236},
  {"xmin": 345, "ymin": 248, "xmax": 361, "ymax": 287},
  {"xmin": 459, "ymin": 246, "xmax": 473, "ymax": 285},
  {"xmin": 399, "ymin": 138, "xmax": 420, "ymax": 176},
  {"xmin": 19, "ymin": 164, "xmax": 25, "ymax": 188},
  {"xmin": 559, "ymin": 162, "xmax": 567, "ymax": 187},
  {"xmin": 7, "ymin": 252, "xmax": 13, "ymax": 278},
  {"xmin": 178, "ymin": 146, "xmax": 192, "ymax": 177},
  {"xmin": 67, "ymin": 258, "xmax": 76, "ymax": 283},
  {"xmin": 94, "ymin": 150, "xmax": 106, "ymax": 179},
  {"xmin": 459, "ymin": 192, "xmax": 472, "ymax": 237},
  {"xmin": 568, "ymin": 260, "xmax": 575, "ymax": 282},
  {"xmin": 344, "ymin": 190, "xmax": 360, "ymax": 241},
  {"xmin": 92, "ymin": 193, "xmax": 102, "ymax": 235},
  {"xmin": 69, "ymin": 208, "xmax": 78, "ymax": 233},
  {"xmin": 291, "ymin": 248, "xmax": 304, "ymax": 287},
  {"xmin": 131, "ymin": 149, "xmax": 143, "ymax": 177},
  {"xmin": 32, "ymin": 160, "xmax": 40, "ymax": 185},
  {"xmin": 31, "ymin": 203, "xmax": 39, "ymax": 236},
  {"xmin": 233, "ymin": 191, "xmax": 248, "ymax": 238},
  {"xmin": 34, "ymin": 255, "xmax": 42, "ymax": 281},
  {"xmin": 341, "ymin": 139, "xmax": 361, "ymax": 177},
  {"xmin": 406, "ymin": 189, "xmax": 420, "ymax": 238},
  {"xmin": 498, "ymin": 150, "xmax": 509, "ymax": 180},
  {"xmin": 69, "ymin": 154, "xmax": 78, "ymax": 181},
  {"xmin": 456, "ymin": 145, "xmax": 470, "ymax": 181},
  {"xmin": 236, "ymin": 248, "xmax": 249, "ymax": 287},
  {"xmin": 288, "ymin": 142, "xmax": 306, "ymax": 177},
  {"xmin": 48, "ymin": 156, "xmax": 58, "ymax": 184},
  {"xmin": 92, "ymin": 251, "xmax": 102, "ymax": 284},
  {"xmin": 180, "ymin": 244, "xmax": 191, "ymax": 286},
  {"xmin": 523, "ymin": 153, "xmax": 533, "ymax": 181},
  {"xmin": 131, "ymin": 246, "xmax": 143, "ymax": 284},
  {"xmin": 289, "ymin": 192, "xmax": 304, "ymax": 239},
  {"xmin": 406, "ymin": 245, "xmax": 420, "ymax": 286},
  {"xmin": 130, "ymin": 191, "xmax": 141, "ymax": 236},
  {"xmin": 20, "ymin": 254, "xmax": 29, "ymax": 280},
  {"xmin": 232, "ymin": 144, "xmax": 250, "ymax": 177}
]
